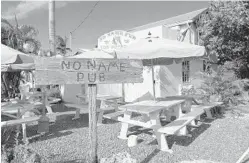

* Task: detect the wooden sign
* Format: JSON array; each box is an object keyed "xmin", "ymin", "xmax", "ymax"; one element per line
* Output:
[
  {"xmin": 98, "ymin": 30, "xmax": 137, "ymax": 53},
  {"xmin": 34, "ymin": 57, "xmax": 143, "ymax": 85}
]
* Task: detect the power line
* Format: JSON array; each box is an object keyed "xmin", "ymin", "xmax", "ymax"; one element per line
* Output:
[{"xmin": 71, "ymin": 1, "xmax": 99, "ymax": 34}]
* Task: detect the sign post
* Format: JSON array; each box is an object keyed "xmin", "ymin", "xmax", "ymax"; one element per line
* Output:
[
  {"xmin": 34, "ymin": 57, "xmax": 143, "ymax": 163},
  {"xmin": 88, "ymin": 84, "xmax": 98, "ymax": 163}
]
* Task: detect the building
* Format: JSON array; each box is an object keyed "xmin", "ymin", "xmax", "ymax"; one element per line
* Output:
[
  {"xmin": 121, "ymin": 8, "xmax": 210, "ymax": 101},
  {"xmin": 63, "ymin": 8, "xmax": 217, "ymax": 103}
]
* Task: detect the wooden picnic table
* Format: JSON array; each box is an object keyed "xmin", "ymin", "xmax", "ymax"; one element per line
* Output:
[
  {"xmin": 75, "ymin": 94, "xmax": 122, "ymax": 123},
  {"xmin": 76, "ymin": 94, "xmax": 122, "ymax": 101},
  {"xmin": 117, "ymin": 99, "xmax": 186, "ymax": 140},
  {"xmin": 116, "ymin": 99, "xmax": 224, "ymax": 153},
  {"xmin": 1, "ymin": 101, "xmax": 43, "ymax": 118},
  {"xmin": 1, "ymin": 100, "xmax": 43, "ymax": 143}
]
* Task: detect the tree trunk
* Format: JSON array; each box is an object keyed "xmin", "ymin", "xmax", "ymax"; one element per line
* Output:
[{"xmin": 49, "ymin": 0, "xmax": 56, "ymax": 56}]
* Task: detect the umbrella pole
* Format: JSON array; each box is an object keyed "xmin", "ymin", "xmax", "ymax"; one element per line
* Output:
[{"xmin": 151, "ymin": 60, "xmax": 156, "ymax": 101}]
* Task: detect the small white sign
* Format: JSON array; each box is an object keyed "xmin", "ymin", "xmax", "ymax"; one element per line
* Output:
[{"xmin": 98, "ymin": 30, "xmax": 137, "ymax": 53}]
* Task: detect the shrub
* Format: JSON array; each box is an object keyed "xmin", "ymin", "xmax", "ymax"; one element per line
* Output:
[
  {"xmin": 189, "ymin": 65, "xmax": 245, "ymax": 106},
  {"xmin": 1, "ymin": 146, "xmax": 43, "ymax": 163}
]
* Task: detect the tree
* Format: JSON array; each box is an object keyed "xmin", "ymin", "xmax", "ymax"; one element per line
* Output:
[
  {"xmin": 49, "ymin": 0, "xmax": 56, "ymax": 56},
  {"xmin": 1, "ymin": 18, "xmax": 41, "ymax": 54},
  {"xmin": 1, "ymin": 17, "xmax": 42, "ymax": 99},
  {"xmin": 55, "ymin": 35, "xmax": 72, "ymax": 56},
  {"xmin": 197, "ymin": 1, "xmax": 249, "ymax": 79}
]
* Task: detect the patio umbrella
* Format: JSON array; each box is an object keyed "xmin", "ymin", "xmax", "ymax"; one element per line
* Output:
[
  {"xmin": 1, "ymin": 44, "xmax": 35, "ymax": 71},
  {"xmin": 68, "ymin": 48, "xmax": 115, "ymax": 58},
  {"xmin": 116, "ymin": 37, "xmax": 207, "ymax": 100}
]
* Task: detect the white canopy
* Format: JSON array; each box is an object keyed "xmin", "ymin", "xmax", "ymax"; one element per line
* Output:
[
  {"xmin": 1, "ymin": 44, "xmax": 35, "ymax": 71},
  {"xmin": 116, "ymin": 37, "xmax": 206, "ymax": 61},
  {"xmin": 69, "ymin": 49, "xmax": 114, "ymax": 58}
]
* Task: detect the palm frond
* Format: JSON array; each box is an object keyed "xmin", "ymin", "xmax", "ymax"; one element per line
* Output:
[{"xmin": 1, "ymin": 18, "xmax": 14, "ymax": 29}]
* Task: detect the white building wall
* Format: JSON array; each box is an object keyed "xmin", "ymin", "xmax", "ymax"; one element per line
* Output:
[
  {"xmin": 124, "ymin": 67, "xmax": 155, "ymax": 102},
  {"xmin": 159, "ymin": 63, "xmax": 182, "ymax": 97},
  {"xmin": 131, "ymin": 26, "xmax": 163, "ymax": 39}
]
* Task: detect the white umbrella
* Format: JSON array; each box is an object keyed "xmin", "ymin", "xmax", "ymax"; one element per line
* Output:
[
  {"xmin": 116, "ymin": 37, "xmax": 206, "ymax": 60},
  {"xmin": 69, "ymin": 49, "xmax": 114, "ymax": 58},
  {"xmin": 1, "ymin": 44, "xmax": 35, "ymax": 71},
  {"xmin": 116, "ymin": 37, "xmax": 207, "ymax": 100}
]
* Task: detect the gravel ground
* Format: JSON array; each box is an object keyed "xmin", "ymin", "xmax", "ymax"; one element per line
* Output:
[{"xmin": 14, "ymin": 106, "xmax": 249, "ymax": 163}]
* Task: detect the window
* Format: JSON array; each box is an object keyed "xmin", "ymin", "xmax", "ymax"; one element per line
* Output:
[{"xmin": 182, "ymin": 61, "xmax": 190, "ymax": 83}]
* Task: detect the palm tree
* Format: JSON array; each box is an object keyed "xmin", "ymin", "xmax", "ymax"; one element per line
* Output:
[
  {"xmin": 1, "ymin": 17, "xmax": 41, "ymax": 54},
  {"xmin": 55, "ymin": 35, "xmax": 72, "ymax": 56},
  {"xmin": 49, "ymin": 0, "xmax": 56, "ymax": 56}
]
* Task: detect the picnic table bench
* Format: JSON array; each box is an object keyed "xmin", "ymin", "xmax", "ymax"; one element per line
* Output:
[
  {"xmin": 156, "ymin": 102, "xmax": 223, "ymax": 152},
  {"xmin": 74, "ymin": 94, "xmax": 123, "ymax": 123},
  {"xmin": 116, "ymin": 100, "xmax": 186, "ymax": 139},
  {"xmin": 105, "ymin": 98, "xmax": 223, "ymax": 153}
]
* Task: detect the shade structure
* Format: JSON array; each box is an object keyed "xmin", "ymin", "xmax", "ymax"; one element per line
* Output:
[
  {"xmin": 116, "ymin": 37, "xmax": 207, "ymax": 100},
  {"xmin": 69, "ymin": 49, "xmax": 114, "ymax": 59},
  {"xmin": 1, "ymin": 44, "xmax": 35, "ymax": 71},
  {"xmin": 116, "ymin": 37, "xmax": 206, "ymax": 64}
]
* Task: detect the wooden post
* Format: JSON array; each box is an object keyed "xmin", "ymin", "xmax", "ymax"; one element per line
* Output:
[
  {"xmin": 151, "ymin": 60, "xmax": 156, "ymax": 101},
  {"xmin": 88, "ymin": 84, "xmax": 98, "ymax": 163},
  {"xmin": 122, "ymin": 83, "xmax": 125, "ymax": 102},
  {"xmin": 69, "ymin": 32, "xmax": 72, "ymax": 50}
]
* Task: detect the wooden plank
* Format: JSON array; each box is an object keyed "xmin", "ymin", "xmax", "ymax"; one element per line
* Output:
[
  {"xmin": 103, "ymin": 111, "xmax": 124, "ymax": 120},
  {"xmin": 77, "ymin": 94, "xmax": 121, "ymax": 101},
  {"xmin": 158, "ymin": 108, "xmax": 204, "ymax": 135},
  {"xmin": 117, "ymin": 117, "xmax": 153, "ymax": 128},
  {"xmin": 159, "ymin": 95, "xmax": 200, "ymax": 105},
  {"xmin": 64, "ymin": 103, "xmax": 104, "ymax": 115},
  {"xmin": 119, "ymin": 100, "xmax": 185, "ymax": 114},
  {"xmin": 1, "ymin": 116, "xmax": 40, "ymax": 127},
  {"xmin": 34, "ymin": 57, "xmax": 143, "ymax": 85}
]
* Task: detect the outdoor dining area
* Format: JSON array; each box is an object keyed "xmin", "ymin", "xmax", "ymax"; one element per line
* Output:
[{"xmin": 1, "ymin": 35, "xmax": 224, "ymax": 157}]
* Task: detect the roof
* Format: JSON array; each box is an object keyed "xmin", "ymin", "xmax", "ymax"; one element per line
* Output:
[{"xmin": 127, "ymin": 8, "xmax": 208, "ymax": 32}]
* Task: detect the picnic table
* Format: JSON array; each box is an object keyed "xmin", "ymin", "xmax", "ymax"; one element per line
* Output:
[
  {"xmin": 117, "ymin": 99, "xmax": 186, "ymax": 140},
  {"xmin": 1, "ymin": 100, "xmax": 44, "ymax": 143},
  {"xmin": 1, "ymin": 100, "xmax": 43, "ymax": 118},
  {"xmin": 75, "ymin": 94, "xmax": 122, "ymax": 123},
  {"xmin": 114, "ymin": 98, "xmax": 224, "ymax": 153}
]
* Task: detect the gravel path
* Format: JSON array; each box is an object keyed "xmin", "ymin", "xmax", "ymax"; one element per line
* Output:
[{"xmin": 20, "ymin": 109, "xmax": 249, "ymax": 163}]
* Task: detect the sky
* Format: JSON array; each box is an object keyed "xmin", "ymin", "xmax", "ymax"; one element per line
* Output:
[{"xmin": 1, "ymin": 1, "xmax": 209, "ymax": 51}]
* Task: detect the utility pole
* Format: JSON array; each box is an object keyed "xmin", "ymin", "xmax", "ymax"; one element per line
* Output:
[
  {"xmin": 49, "ymin": 0, "xmax": 56, "ymax": 56},
  {"xmin": 69, "ymin": 32, "xmax": 72, "ymax": 49}
]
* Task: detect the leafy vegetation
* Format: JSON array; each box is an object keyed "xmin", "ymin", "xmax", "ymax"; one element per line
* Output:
[
  {"xmin": 55, "ymin": 35, "xmax": 72, "ymax": 56},
  {"xmin": 1, "ymin": 18, "xmax": 41, "ymax": 54},
  {"xmin": 197, "ymin": 1, "xmax": 249, "ymax": 79},
  {"xmin": 182, "ymin": 65, "xmax": 249, "ymax": 106}
]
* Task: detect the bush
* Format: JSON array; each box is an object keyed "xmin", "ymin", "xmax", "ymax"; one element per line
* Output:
[
  {"xmin": 1, "ymin": 72, "xmax": 21, "ymax": 99},
  {"xmin": 188, "ymin": 65, "xmax": 246, "ymax": 106},
  {"xmin": 1, "ymin": 146, "xmax": 43, "ymax": 163}
]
